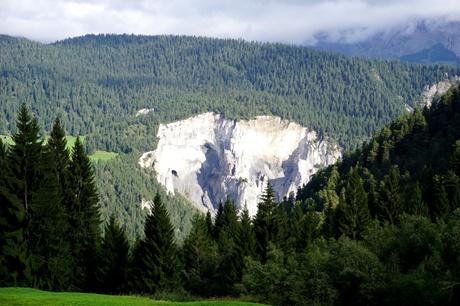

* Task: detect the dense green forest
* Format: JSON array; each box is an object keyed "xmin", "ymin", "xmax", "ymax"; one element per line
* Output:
[
  {"xmin": 3, "ymin": 86, "xmax": 460, "ymax": 304},
  {"xmin": 1, "ymin": 33, "xmax": 459, "ymax": 240}
]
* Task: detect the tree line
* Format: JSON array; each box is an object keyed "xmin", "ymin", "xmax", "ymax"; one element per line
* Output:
[{"xmin": 3, "ymin": 86, "xmax": 460, "ymax": 305}]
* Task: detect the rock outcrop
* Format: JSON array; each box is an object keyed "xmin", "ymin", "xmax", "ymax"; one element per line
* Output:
[
  {"xmin": 422, "ymin": 77, "xmax": 460, "ymax": 107},
  {"xmin": 139, "ymin": 113, "xmax": 341, "ymax": 216}
]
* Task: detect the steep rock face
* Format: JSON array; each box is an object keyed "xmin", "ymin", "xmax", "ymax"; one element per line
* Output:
[
  {"xmin": 139, "ymin": 113, "xmax": 341, "ymax": 215},
  {"xmin": 422, "ymin": 77, "xmax": 460, "ymax": 107}
]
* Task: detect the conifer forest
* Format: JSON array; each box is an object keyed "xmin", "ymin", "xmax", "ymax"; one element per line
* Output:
[{"xmin": 2, "ymin": 34, "xmax": 460, "ymax": 305}]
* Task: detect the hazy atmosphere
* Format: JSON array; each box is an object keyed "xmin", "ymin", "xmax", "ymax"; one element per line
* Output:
[{"xmin": 2, "ymin": 0, "xmax": 460, "ymax": 44}]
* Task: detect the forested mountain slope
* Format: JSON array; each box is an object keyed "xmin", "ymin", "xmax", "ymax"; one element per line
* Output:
[
  {"xmin": 177, "ymin": 85, "xmax": 460, "ymax": 304},
  {"xmin": 1, "ymin": 34, "xmax": 458, "ymax": 239},
  {"xmin": 297, "ymin": 84, "xmax": 460, "ymax": 225},
  {"xmin": 1, "ymin": 34, "xmax": 458, "ymax": 151}
]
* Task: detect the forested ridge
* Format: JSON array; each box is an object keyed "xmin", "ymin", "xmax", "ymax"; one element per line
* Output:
[
  {"xmin": 1, "ymin": 34, "xmax": 458, "ymax": 151},
  {"xmin": 3, "ymin": 86, "xmax": 460, "ymax": 304},
  {"xmin": 1, "ymin": 33, "xmax": 459, "ymax": 242}
]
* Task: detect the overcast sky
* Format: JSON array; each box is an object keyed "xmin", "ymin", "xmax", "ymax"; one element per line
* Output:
[{"xmin": 1, "ymin": 0, "xmax": 460, "ymax": 45}]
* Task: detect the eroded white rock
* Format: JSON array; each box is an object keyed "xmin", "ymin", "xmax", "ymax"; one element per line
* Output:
[
  {"xmin": 139, "ymin": 113, "xmax": 341, "ymax": 216},
  {"xmin": 422, "ymin": 77, "xmax": 460, "ymax": 107}
]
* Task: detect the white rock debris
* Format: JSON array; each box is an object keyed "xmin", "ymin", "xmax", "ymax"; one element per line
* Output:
[
  {"xmin": 136, "ymin": 108, "xmax": 155, "ymax": 117},
  {"xmin": 139, "ymin": 113, "xmax": 341, "ymax": 216},
  {"xmin": 422, "ymin": 77, "xmax": 460, "ymax": 107}
]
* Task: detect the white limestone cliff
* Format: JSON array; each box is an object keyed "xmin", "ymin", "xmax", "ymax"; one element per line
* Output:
[
  {"xmin": 422, "ymin": 77, "xmax": 460, "ymax": 107},
  {"xmin": 139, "ymin": 113, "xmax": 341, "ymax": 216}
]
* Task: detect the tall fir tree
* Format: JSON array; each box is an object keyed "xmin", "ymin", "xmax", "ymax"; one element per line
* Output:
[
  {"xmin": 43, "ymin": 117, "xmax": 74, "ymax": 291},
  {"xmin": 437, "ymin": 185, "xmax": 452, "ymax": 222},
  {"xmin": 0, "ymin": 104, "xmax": 44, "ymax": 287},
  {"xmin": 253, "ymin": 180, "xmax": 278, "ymax": 263},
  {"xmin": 215, "ymin": 197, "xmax": 241, "ymax": 296},
  {"xmin": 378, "ymin": 165, "xmax": 403, "ymax": 224},
  {"xmin": 69, "ymin": 136, "xmax": 102, "ymax": 291},
  {"xmin": 97, "ymin": 212, "xmax": 130, "ymax": 294},
  {"xmin": 339, "ymin": 166, "xmax": 371, "ymax": 240},
  {"xmin": 409, "ymin": 181, "xmax": 429, "ymax": 217},
  {"xmin": 135, "ymin": 193, "xmax": 179, "ymax": 294},
  {"xmin": 238, "ymin": 204, "xmax": 256, "ymax": 258},
  {"xmin": 0, "ymin": 104, "xmax": 70, "ymax": 290},
  {"xmin": 213, "ymin": 200, "xmax": 225, "ymax": 240},
  {"xmin": 47, "ymin": 117, "xmax": 73, "ymax": 213},
  {"xmin": 297, "ymin": 205, "xmax": 320, "ymax": 249},
  {"xmin": 0, "ymin": 137, "xmax": 10, "ymax": 284},
  {"xmin": 182, "ymin": 213, "xmax": 219, "ymax": 296}
]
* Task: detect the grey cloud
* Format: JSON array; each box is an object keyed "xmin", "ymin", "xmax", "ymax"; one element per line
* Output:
[{"xmin": 0, "ymin": 0, "xmax": 459, "ymax": 44}]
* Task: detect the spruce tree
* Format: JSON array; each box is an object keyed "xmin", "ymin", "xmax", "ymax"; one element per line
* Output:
[
  {"xmin": 409, "ymin": 181, "xmax": 429, "ymax": 217},
  {"xmin": 213, "ymin": 200, "xmax": 224, "ymax": 240},
  {"xmin": 297, "ymin": 205, "xmax": 320, "ymax": 249},
  {"xmin": 136, "ymin": 193, "xmax": 178, "ymax": 294},
  {"xmin": 273, "ymin": 203, "xmax": 290, "ymax": 251},
  {"xmin": 253, "ymin": 181, "xmax": 278, "ymax": 262},
  {"xmin": 220, "ymin": 196, "xmax": 239, "ymax": 239},
  {"xmin": 0, "ymin": 137, "xmax": 10, "ymax": 284},
  {"xmin": 238, "ymin": 204, "xmax": 256, "ymax": 258},
  {"xmin": 69, "ymin": 136, "xmax": 102, "ymax": 291},
  {"xmin": 290, "ymin": 201, "xmax": 304, "ymax": 251},
  {"xmin": 0, "ymin": 104, "xmax": 70, "ymax": 290},
  {"xmin": 27, "ymin": 144, "xmax": 69, "ymax": 291},
  {"xmin": 438, "ymin": 185, "xmax": 452, "ymax": 221},
  {"xmin": 97, "ymin": 213, "xmax": 130, "ymax": 294},
  {"xmin": 0, "ymin": 104, "xmax": 43, "ymax": 287},
  {"xmin": 339, "ymin": 167, "xmax": 371, "ymax": 240},
  {"xmin": 378, "ymin": 165, "xmax": 403, "ymax": 224},
  {"xmin": 215, "ymin": 197, "xmax": 241, "ymax": 296},
  {"xmin": 205, "ymin": 210, "xmax": 213, "ymax": 237},
  {"xmin": 182, "ymin": 213, "xmax": 219, "ymax": 296},
  {"xmin": 47, "ymin": 117, "xmax": 72, "ymax": 211},
  {"xmin": 43, "ymin": 117, "xmax": 74, "ymax": 291}
]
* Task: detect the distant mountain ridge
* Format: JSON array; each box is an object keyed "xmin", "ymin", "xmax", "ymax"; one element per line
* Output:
[
  {"xmin": 401, "ymin": 43, "xmax": 460, "ymax": 67},
  {"xmin": 312, "ymin": 20, "xmax": 460, "ymax": 67}
]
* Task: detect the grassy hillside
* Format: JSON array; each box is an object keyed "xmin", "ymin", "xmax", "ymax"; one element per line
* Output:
[
  {"xmin": 0, "ymin": 288, "xmax": 265, "ymax": 306},
  {"xmin": 1, "ymin": 134, "xmax": 118, "ymax": 162}
]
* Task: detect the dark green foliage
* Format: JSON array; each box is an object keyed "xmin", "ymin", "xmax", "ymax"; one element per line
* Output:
[
  {"xmin": 69, "ymin": 136, "xmax": 102, "ymax": 291},
  {"xmin": 0, "ymin": 103, "xmax": 41, "ymax": 287},
  {"xmin": 339, "ymin": 167, "xmax": 371, "ymax": 240},
  {"xmin": 378, "ymin": 165, "xmax": 403, "ymax": 224},
  {"xmin": 0, "ymin": 104, "xmax": 72, "ymax": 291},
  {"xmin": 237, "ymin": 204, "xmax": 256, "ymax": 258},
  {"xmin": 182, "ymin": 197, "xmax": 244, "ymax": 296},
  {"xmin": 212, "ymin": 201, "xmax": 224, "ymax": 240},
  {"xmin": 97, "ymin": 213, "xmax": 130, "ymax": 294},
  {"xmin": 238, "ymin": 244, "xmax": 293, "ymax": 305},
  {"xmin": 234, "ymin": 85, "xmax": 460, "ymax": 304},
  {"xmin": 298, "ymin": 205, "xmax": 321, "ymax": 250},
  {"xmin": 253, "ymin": 181, "xmax": 278, "ymax": 262},
  {"xmin": 215, "ymin": 197, "xmax": 242, "ymax": 296},
  {"xmin": 93, "ymin": 152, "xmax": 196, "ymax": 243},
  {"xmin": 182, "ymin": 213, "xmax": 219, "ymax": 296},
  {"xmin": 47, "ymin": 117, "xmax": 72, "ymax": 211},
  {"xmin": 408, "ymin": 181, "xmax": 429, "ymax": 217},
  {"xmin": 133, "ymin": 193, "xmax": 179, "ymax": 294}
]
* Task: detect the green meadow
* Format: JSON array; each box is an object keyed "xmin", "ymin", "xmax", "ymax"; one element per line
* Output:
[
  {"xmin": 1, "ymin": 135, "xmax": 118, "ymax": 162},
  {"xmin": 0, "ymin": 288, "xmax": 264, "ymax": 306}
]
